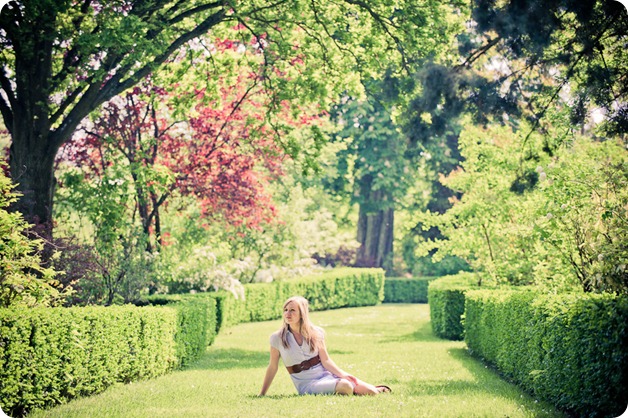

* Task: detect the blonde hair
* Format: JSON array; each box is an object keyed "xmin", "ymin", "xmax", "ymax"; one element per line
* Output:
[{"xmin": 279, "ymin": 296, "xmax": 324, "ymax": 352}]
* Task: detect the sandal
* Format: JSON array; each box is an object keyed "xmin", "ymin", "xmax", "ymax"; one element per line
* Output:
[{"xmin": 376, "ymin": 385, "xmax": 392, "ymax": 393}]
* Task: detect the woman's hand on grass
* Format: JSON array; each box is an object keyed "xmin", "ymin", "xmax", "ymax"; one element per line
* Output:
[{"xmin": 342, "ymin": 374, "xmax": 358, "ymax": 386}]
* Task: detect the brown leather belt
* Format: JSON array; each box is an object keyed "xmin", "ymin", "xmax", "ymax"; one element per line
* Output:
[{"xmin": 286, "ymin": 355, "xmax": 321, "ymax": 374}]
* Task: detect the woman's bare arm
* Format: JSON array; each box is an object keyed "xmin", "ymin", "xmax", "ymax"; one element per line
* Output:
[
  {"xmin": 259, "ymin": 346, "xmax": 281, "ymax": 396},
  {"xmin": 318, "ymin": 341, "xmax": 357, "ymax": 385}
]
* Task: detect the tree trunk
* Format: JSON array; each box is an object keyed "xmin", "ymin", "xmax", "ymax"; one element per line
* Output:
[
  {"xmin": 9, "ymin": 120, "xmax": 58, "ymax": 250},
  {"xmin": 355, "ymin": 187, "xmax": 394, "ymax": 273},
  {"xmin": 1, "ymin": 2, "xmax": 228, "ymax": 262},
  {"xmin": 6, "ymin": 9, "xmax": 58, "ymax": 247}
]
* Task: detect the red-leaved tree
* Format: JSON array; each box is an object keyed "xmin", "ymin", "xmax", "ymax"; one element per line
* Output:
[{"xmin": 58, "ymin": 58, "xmax": 318, "ymax": 251}]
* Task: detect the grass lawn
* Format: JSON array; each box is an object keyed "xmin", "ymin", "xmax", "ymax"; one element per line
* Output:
[{"xmin": 30, "ymin": 304, "xmax": 563, "ymax": 417}]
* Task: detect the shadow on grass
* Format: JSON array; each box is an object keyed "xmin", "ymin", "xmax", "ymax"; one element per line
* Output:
[
  {"xmin": 407, "ymin": 348, "xmax": 564, "ymax": 417},
  {"xmin": 328, "ymin": 349, "xmax": 355, "ymax": 355},
  {"xmin": 379, "ymin": 321, "xmax": 442, "ymax": 343},
  {"xmin": 407, "ymin": 348, "xmax": 506, "ymax": 396},
  {"xmin": 188, "ymin": 348, "xmax": 269, "ymax": 371},
  {"xmin": 246, "ymin": 394, "xmax": 301, "ymax": 400}
]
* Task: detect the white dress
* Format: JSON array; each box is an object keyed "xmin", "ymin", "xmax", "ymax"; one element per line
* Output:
[{"xmin": 270, "ymin": 327, "xmax": 340, "ymax": 395}]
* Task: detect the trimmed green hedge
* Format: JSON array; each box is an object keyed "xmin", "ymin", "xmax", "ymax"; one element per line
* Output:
[
  {"xmin": 427, "ymin": 273, "xmax": 480, "ymax": 340},
  {"xmin": 0, "ymin": 306, "xmax": 179, "ymax": 417},
  {"xmin": 170, "ymin": 297, "xmax": 217, "ymax": 365},
  {"xmin": 383, "ymin": 277, "xmax": 435, "ymax": 303},
  {"xmin": 0, "ymin": 267, "xmax": 384, "ymax": 416},
  {"xmin": 147, "ymin": 293, "xmax": 218, "ymax": 359},
  {"xmin": 210, "ymin": 291, "xmax": 247, "ymax": 332},
  {"xmin": 465, "ymin": 290, "xmax": 628, "ymax": 417},
  {"xmin": 243, "ymin": 267, "xmax": 386, "ymax": 323},
  {"xmin": 148, "ymin": 268, "xmax": 384, "ymax": 329}
]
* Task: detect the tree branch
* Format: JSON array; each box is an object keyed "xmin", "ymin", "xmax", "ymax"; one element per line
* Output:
[
  {"xmin": 50, "ymin": 81, "xmax": 90, "ymax": 126},
  {"xmin": 205, "ymin": 77, "xmax": 262, "ymax": 159},
  {"xmin": 0, "ymin": 93, "xmax": 13, "ymax": 135},
  {"xmin": 455, "ymin": 36, "xmax": 501, "ymax": 70},
  {"xmin": 0, "ymin": 67, "xmax": 16, "ymax": 110},
  {"xmin": 108, "ymin": 8, "xmax": 229, "ymax": 103},
  {"xmin": 50, "ymin": 0, "xmax": 93, "ymax": 91},
  {"xmin": 0, "ymin": 69, "xmax": 14, "ymax": 133},
  {"xmin": 146, "ymin": 190, "xmax": 172, "ymax": 228},
  {"xmin": 233, "ymin": 0, "xmax": 292, "ymax": 19},
  {"xmin": 344, "ymin": 0, "xmax": 409, "ymax": 72},
  {"xmin": 309, "ymin": 0, "xmax": 360, "ymax": 66},
  {"xmin": 481, "ymin": 222, "xmax": 494, "ymax": 263},
  {"xmin": 164, "ymin": 0, "xmax": 188, "ymax": 17},
  {"xmin": 167, "ymin": 1, "xmax": 224, "ymax": 25},
  {"xmin": 49, "ymin": 8, "xmax": 228, "ymax": 152}
]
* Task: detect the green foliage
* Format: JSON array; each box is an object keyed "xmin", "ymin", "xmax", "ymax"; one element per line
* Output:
[
  {"xmin": 243, "ymin": 267, "xmax": 385, "ymax": 322},
  {"xmin": 266, "ymin": 181, "xmax": 358, "ymax": 272},
  {"xmin": 464, "ymin": 290, "xmax": 628, "ymax": 417},
  {"xmin": 420, "ymin": 123, "xmax": 628, "ymax": 293},
  {"xmin": 0, "ymin": 170, "xmax": 63, "ymax": 308},
  {"xmin": 0, "ymin": 305, "xmax": 179, "ymax": 417},
  {"xmin": 418, "ymin": 124, "xmax": 547, "ymax": 285},
  {"xmin": 162, "ymin": 243, "xmax": 247, "ymax": 295},
  {"xmin": 330, "ymin": 96, "xmax": 413, "ymax": 208},
  {"xmin": 408, "ymin": 254, "xmax": 471, "ymax": 278},
  {"xmin": 469, "ymin": 0, "xmax": 628, "ymax": 138},
  {"xmin": 535, "ymin": 140, "xmax": 628, "ymax": 293},
  {"xmin": 147, "ymin": 179, "xmax": 359, "ymax": 296},
  {"xmin": 209, "ymin": 291, "xmax": 248, "ymax": 332},
  {"xmin": 383, "ymin": 277, "xmax": 435, "ymax": 303},
  {"xmin": 144, "ymin": 295, "xmax": 218, "ymax": 366},
  {"xmin": 316, "ymin": 0, "xmax": 468, "ymax": 274},
  {"xmin": 55, "ymin": 164, "xmax": 154, "ymax": 305},
  {"xmin": 2, "ymin": 0, "xmax": 473, "ymax": 263},
  {"xmin": 427, "ymin": 273, "xmax": 481, "ymax": 340},
  {"xmin": 328, "ymin": 94, "xmax": 410, "ymax": 271}
]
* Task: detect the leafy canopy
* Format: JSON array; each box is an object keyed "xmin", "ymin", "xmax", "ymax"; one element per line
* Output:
[{"xmin": 0, "ymin": 0, "xmax": 465, "ymax": 149}]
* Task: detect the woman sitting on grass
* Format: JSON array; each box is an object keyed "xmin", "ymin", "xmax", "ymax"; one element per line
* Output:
[{"xmin": 259, "ymin": 295, "xmax": 391, "ymax": 396}]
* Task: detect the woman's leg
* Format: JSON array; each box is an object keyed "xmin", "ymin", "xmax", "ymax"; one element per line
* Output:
[
  {"xmin": 334, "ymin": 379, "xmax": 354, "ymax": 395},
  {"xmin": 351, "ymin": 378, "xmax": 380, "ymax": 396}
]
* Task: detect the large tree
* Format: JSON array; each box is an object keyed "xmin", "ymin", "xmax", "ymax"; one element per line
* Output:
[
  {"xmin": 329, "ymin": 93, "xmax": 412, "ymax": 271},
  {"xmin": 463, "ymin": 0, "xmax": 628, "ymax": 140},
  {"xmin": 393, "ymin": 0, "xmax": 627, "ymax": 275},
  {"xmin": 0, "ymin": 0, "xmax": 458, "ymax": 247}
]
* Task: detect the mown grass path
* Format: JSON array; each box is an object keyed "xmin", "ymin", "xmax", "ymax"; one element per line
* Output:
[{"xmin": 31, "ymin": 304, "xmax": 563, "ymax": 417}]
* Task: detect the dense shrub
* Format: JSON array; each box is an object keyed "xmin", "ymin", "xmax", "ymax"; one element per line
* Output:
[
  {"xmin": 427, "ymin": 273, "xmax": 480, "ymax": 340},
  {"xmin": 242, "ymin": 267, "xmax": 386, "ymax": 322},
  {"xmin": 0, "ymin": 306, "xmax": 179, "ymax": 417},
  {"xmin": 384, "ymin": 277, "xmax": 435, "ymax": 303},
  {"xmin": 160, "ymin": 267, "xmax": 385, "ymax": 328},
  {"xmin": 171, "ymin": 298, "xmax": 217, "ymax": 365},
  {"xmin": 244, "ymin": 283, "xmax": 283, "ymax": 322},
  {"xmin": 290, "ymin": 267, "xmax": 385, "ymax": 309},
  {"xmin": 145, "ymin": 294, "xmax": 218, "ymax": 362},
  {"xmin": 420, "ymin": 128, "xmax": 628, "ymax": 293},
  {"xmin": 146, "ymin": 267, "xmax": 385, "ymax": 329},
  {"xmin": 0, "ymin": 169, "xmax": 63, "ymax": 308},
  {"xmin": 465, "ymin": 290, "xmax": 628, "ymax": 417},
  {"xmin": 51, "ymin": 237, "xmax": 101, "ymax": 306},
  {"xmin": 210, "ymin": 291, "xmax": 247, "ymax": 332}
]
